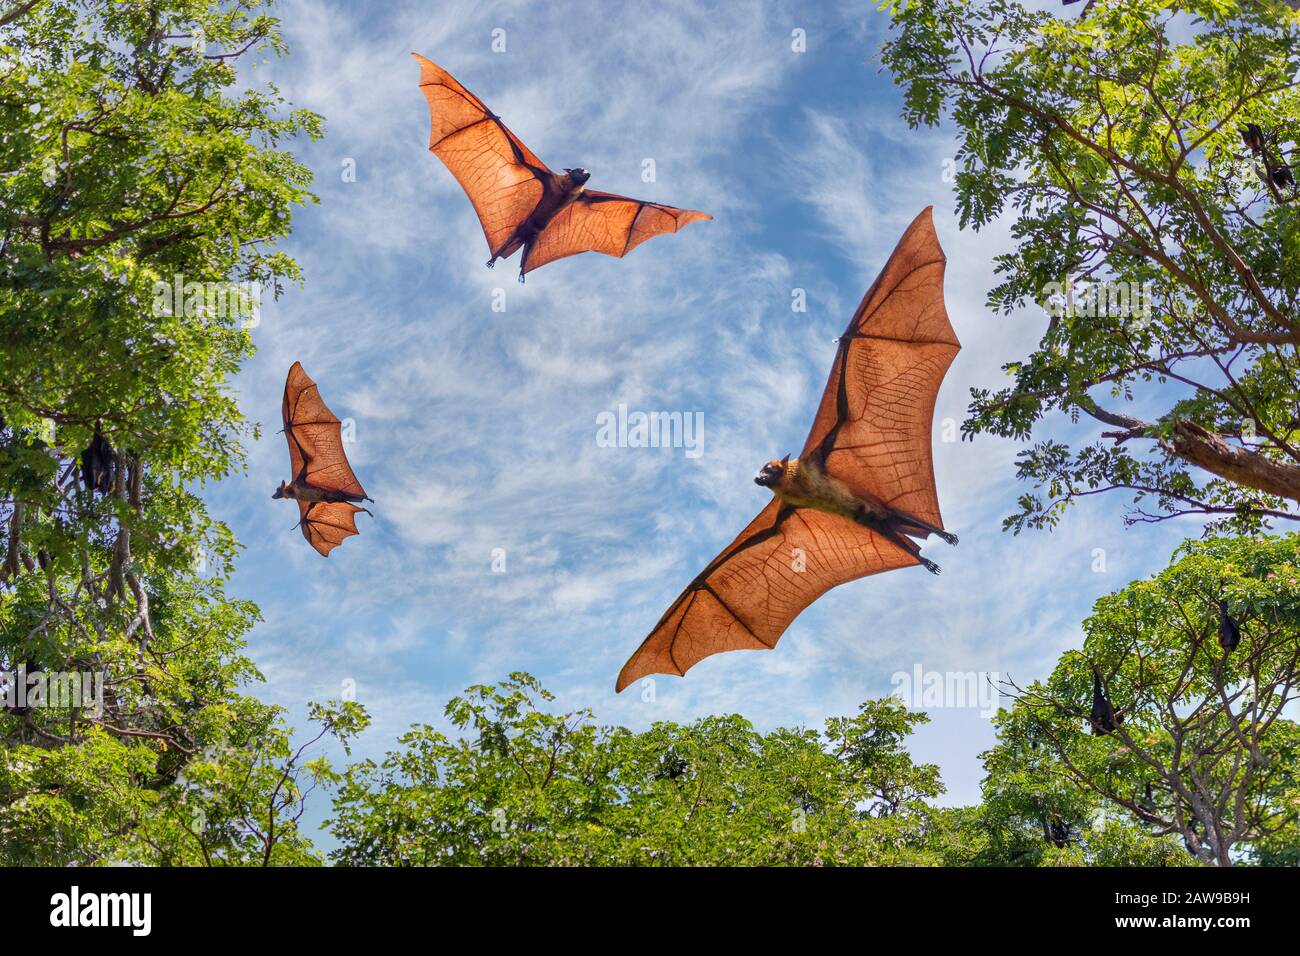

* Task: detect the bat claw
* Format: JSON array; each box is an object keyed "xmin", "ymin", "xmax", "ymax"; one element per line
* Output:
[
  {"xmin": 937, "ymin": 530, "xmax": 958, "ymax": 546},
  {"xmin": 485, "ymin": 258, "xmax": 496, "ymax": 269},
  {"xmin": 920, "ymin": 557, "xmax": 941, "ymax": 575}
]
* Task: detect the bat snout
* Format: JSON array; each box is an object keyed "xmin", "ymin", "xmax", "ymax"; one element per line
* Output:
[
  {"xmin": 566, "ymin": 167, "xmax": 591, "ymax": 185},
  {"xmin": 754, "ymin": 461, "xmax": 785, "ymax": 488}
]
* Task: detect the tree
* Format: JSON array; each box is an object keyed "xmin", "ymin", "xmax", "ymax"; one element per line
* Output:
[
  {"xmin": 1000, "ymin": 533, "xmax": 1300, "ymax": 865},
  {"xmin": 881, "ymin": 0, "xmax": 1300, "ymax": 532},
  {"xmin": 327, "ymin": 673, "xmax": 951, "ymax": 866},
  {"xmin": 0, "ymin": 0, "xmax": 334, "ymax": 863}
]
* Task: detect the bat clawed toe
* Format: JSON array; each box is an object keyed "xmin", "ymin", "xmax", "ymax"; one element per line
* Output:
[
  {"xmin": 937, "ymin": 530, "xmax": 958, "ymax": 546},
  {"xmin": 485, "ymin": 258, "xmax": 496, "ymax": 269},
  {"xmin": 920, "ymin": 557, "xmax": 941, "ymax": 575}
]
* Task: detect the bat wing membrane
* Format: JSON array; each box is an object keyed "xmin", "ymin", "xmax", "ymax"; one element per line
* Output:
[
  {"xmin": 799, "ymin": 207, "xmax": 960, "ymax": 532},
  {"xmin": 524, "ymin": 190, "xmax": 711, "ymax": 274},
  {"xmin": 413, "ymin": 54, "xmax": 549, "ymax": 257},
  {"xmin": 282, "ymin": 362, "xmax": 368, "ymax": 500},
  {"xmin": 615, "ymin": 501, "xmax": 918, "ymax": 691},
  {"xmin": 298, "ymin": 501, "xmax": 367, "ymax": 558}
]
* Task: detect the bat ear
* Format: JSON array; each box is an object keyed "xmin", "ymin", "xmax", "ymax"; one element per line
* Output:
[{"xmin": 781, "ymin": 454, "xmax": 790, "ymax": 466}]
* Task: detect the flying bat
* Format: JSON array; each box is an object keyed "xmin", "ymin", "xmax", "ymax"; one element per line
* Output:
[
  {"xmin": 412, "ymin": 54, "xmax": 710, "ymax": 281},
  {"xmin": 273, "ymin": 362, "xmax": 373, "ymax": 557},
  {"xmin": 616, "ymin": 208, "xmax": 960, "ymax": 692}
]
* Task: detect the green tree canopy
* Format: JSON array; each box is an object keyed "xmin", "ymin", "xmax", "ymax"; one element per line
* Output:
[
  {"xmin": 0, "ymin": 0, "xmax": 354, "ymax": 865},
  {"xmin": 1001, "ymin": 533, "xmax": 1300, "ymax": 865},
  {"xmin": 882, "ymin": 0, "xmax": 1300, "ymax": 532},
  {"xmin": 327, "ymin": 673, "xmax": 952, "ymax": 866}
]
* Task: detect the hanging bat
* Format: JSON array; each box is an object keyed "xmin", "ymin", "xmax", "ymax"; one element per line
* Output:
[
  {"xmin": 1217, "ymin": 599, "xmax": 1242, "ymax": 653},
  {"xmin": 1238, "ymin": 123, "xmax": 1267, "ymax": 156},
  {"xmin": 80, "ymin": 424, "xmax": 115, "ymax": 496},
  {"xmin": 412, "ymin": 54, "xmax": 710, "ymax": 282},
  {"xmin": 1089, "ymin": 669, "xmax": 1121, "ymax": 736},
  {"xmin": 1269, "ymin": 161, "xmax": 1295, "ymax": 190},
  {"xmin": 616, "ymin": 208, "xmax": 959, "ymax": 692},
  {"xmin": 273, "ymin": 362, "xmax": 373, "ymax": 557}
]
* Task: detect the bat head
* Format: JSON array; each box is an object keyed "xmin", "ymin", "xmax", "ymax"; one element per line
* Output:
[
  {"xmin": 272, "ymin": 480, "xmax": 289, "ymax": 500},
  {"xmin": 754, "ymin": 456, "xmax": 789, "ymax": 488},
  {"xmin": 564, "ymin": 167, "xmax": 591, "ymax": 186}
]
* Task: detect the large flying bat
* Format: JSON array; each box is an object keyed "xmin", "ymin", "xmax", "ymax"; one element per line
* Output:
[
  {"xmin": 616, "ymin": 208, "xmax": 960, "ymax": 692},
  {"xmin": 273, "ymin": 362, "xmax": 373, "ymax": 557},
  {"xmin": 412, "ymin": 53, "xmax": 711, "ymax": 281}
]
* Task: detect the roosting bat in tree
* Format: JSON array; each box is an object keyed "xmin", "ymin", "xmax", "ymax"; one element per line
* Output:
[
  {"xmin": 1239, "ymin": 123, "xmax": 1267, "ymax": 156},
  {"xmin": 1089, "ymin": 669, "xmax": 1121, "ymax": 736},
  {"xmin": 616, "ymin": 208, "xmax": 960, "ymax": 692},
  {"xmin": 412, "ymin": 54, "xmax": 710, "ymax": 281},
  {"xmin": 1217, "ymin": 599, "xmax": 1242, "ymax": 653},
  {"xmin": 80, "ymin": 424, "xmax": 114, "ymax": 496},
  {"xmin": 274, "ymin": 362, "xmax": 373, "ymax": 557}
]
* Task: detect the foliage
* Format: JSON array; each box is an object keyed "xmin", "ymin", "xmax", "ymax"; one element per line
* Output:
[
  {"xmin": 0, "ymin": 0, "xmax": 337, "ymax": 864},
  {"xmin": 882, "ymin": 0, "xmax": 1300, "ymax": 532},
  {"xmin": 1002, "ymin": 533, "xmax": 1300, "ymax": 865},
  {"xmin": 327, "ymin": 673, "xmax": 952, "ymax": 866}
]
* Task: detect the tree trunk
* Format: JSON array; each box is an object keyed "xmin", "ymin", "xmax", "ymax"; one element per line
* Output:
[{"xmin": 1163, "ymin": 420, "xmax": 1300, "ymax": 504}]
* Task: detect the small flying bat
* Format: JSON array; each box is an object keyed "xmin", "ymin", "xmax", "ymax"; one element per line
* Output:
[
  {"xmin": 1217, "ymin": 599, "xmax": 1242, "ymax": 653},
  {"xmin": 274, "ymin": 362, "xmax": 373, "ymax": 557},
  {"xmin": 616, "ymin": 208, "xmax": 960, "ymax": 692},
  {"xmin": 412, "ymin": 54, "xmax": 711, "ymax": 281}
]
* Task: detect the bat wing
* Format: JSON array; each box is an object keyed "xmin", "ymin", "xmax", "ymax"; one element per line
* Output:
[
  {"xmin": 523, "ymin": 190, "xmax": 711, "ymax": 275},
  {"xmin": 615, "ymin": 500, "xmax": 919, "ymax": 692},
  {"xmin": 800, "ymin": 207, "xmax": 959, "ymax": 532},
  {"xmin": 413, "ymin": 54, "xmax": 550, "ymax": 257},
  {"xmin": 282, "ymin": 361, "xmax": 368, "ymax": 499},
  {"xmin": 298, "ymin": 501, "xmax": 367, "ymax": 558}
]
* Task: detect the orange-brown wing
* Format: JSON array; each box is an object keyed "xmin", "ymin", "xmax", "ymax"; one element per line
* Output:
[
  {"xmin": 413, "ymin": 54, "xmax": 549, "ymax": 257},
  {"xmin": 523, "ymin": 190, "xmax": 710, "ymax": 274},
  {"xmin": 615, "ymin": 501, "xmax": 919, "ymax": 692},
  {"xmin": 800, "ymin": 207, "xmax": 959, "ymax": 532},
  {"xmin": 298, "ymin": 501, "xmax": 366, "ymax": 558},
  {"xmin": 282, "ymin": 362, "xmax": 367, "ymax": 499}
]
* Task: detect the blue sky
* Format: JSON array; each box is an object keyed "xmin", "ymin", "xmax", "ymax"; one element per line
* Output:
[{"xmin": 205, "ymin": 0, "xmax": 1198, "ymax": 849}]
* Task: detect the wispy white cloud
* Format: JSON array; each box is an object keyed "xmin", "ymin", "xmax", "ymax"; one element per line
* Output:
[{"xmin": 201, "ymin": 0, "xmax": 1201, "ymax": 844}]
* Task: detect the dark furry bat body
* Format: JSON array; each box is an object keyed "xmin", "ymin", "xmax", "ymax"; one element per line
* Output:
[
  {"xmin": 412, "ymin": 54, "xmax": 710, "ymax": 281},
  {"xmin": 1217, "ymin": 599, "xmax": 1242, "ymax": 653},
  {"xmin": 1090, "ymin": 670, "xmax": 1121, "ymax": 736},
  {"xmin": 80, "ymin": 425, "xmax": 115, "ymax": 495}
]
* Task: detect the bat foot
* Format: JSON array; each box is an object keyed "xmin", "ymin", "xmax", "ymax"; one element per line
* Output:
[
  {"xmin": 517, "ymin": 273, "xmax": 525, "ymax": 284},
  {"xmin": 920, "ymin": 557, "xmax": 941, "ymax": 575},
  {"xmin": 485, "ymin": 258, "xmax": 497, "ymax": 269},
  {"xmin": 936, "ymin": 530, "xmax": 958, "ymax": 546}
]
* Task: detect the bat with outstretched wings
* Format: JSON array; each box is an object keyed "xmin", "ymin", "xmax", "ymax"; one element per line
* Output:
[
  {"xmin": 616, "ymin": 207, "xmax": 960, "ymax": 692},
  {"xmin": 273, "ymin": 362, "xmax": 373, "ymax": 557},
  {"xmin": 413, "ymin": 54, "xmax": 710, "ymax": 281}
]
